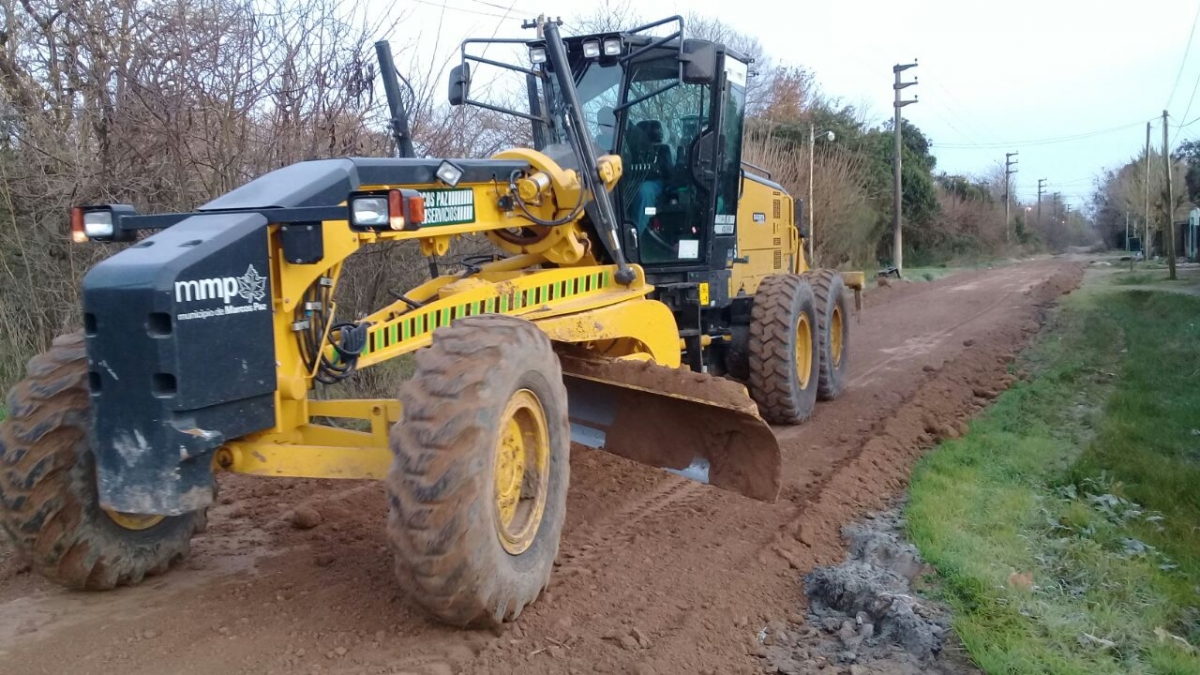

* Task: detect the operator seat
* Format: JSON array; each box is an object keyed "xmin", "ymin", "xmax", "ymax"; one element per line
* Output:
[{"xmin": 635, "ymin": 120, "xmax": 673, "ymax": 180}]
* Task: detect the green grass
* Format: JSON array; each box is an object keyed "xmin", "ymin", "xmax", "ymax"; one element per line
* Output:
[
  {"xmin": 1110, "ymin": 272, "xmax": 1158, "ymax": 286},
  {"xmin": 906, "ymin": 287, "xmax": 1200, "ymax": 674},
  {"xmin": 1110, "ymin": 270, "xmax": 1199, "ymax": 286}
]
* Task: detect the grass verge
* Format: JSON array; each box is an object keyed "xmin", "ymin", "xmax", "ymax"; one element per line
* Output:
[{"xmin": 906, "ymin": 286, "xmax": 1200, "ymax": 674}]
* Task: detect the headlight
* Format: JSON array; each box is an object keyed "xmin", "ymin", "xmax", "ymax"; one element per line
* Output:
[
  {"xmin": 82, "ymin": 211, "xmax": 114, "ymax": 239},
  {"xmin": 603, "ymin": 38, "xmax": 622, "ymax": 56},
  {"xmin": 349, "ymin": 196, "xmax": 389, "ymax": 228},
  {"xmin": 347, "ymin": 190, "xmax": 426, "ymax": 232},
  {"xmin": 582, "ymin": 40, "xmax": 601, "ymax": 59},
  {"xmin": 529, "ymin": 46, "xmax": 547, "ymax": 64},
  {"xmin": 436, "ymin": 159, "xmax": 464, "ymax": 187}
]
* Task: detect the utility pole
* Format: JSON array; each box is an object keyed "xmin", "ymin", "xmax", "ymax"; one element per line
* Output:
[
  {"xmin": 1125, "ymin": 211, "xmax": 1130, "ymax": 251},
  {"xmin": 1145, "ymin": 121, "xmax": 1152, "ymax": 258},
  {"xmin": 1163, "ymin": 110, "xmax": 1178, "ymax": 279},
  {"xmin": 1004, "ymin": 152, "xmax": 1019, "ymax": 243},
  {"xmin": 807, "ymin": 123, "xmax": 836, "ymax": 268},
  {"xmin": 1036, "ymin": 178, "xmax": 1047, "ymax": 229},
  {"xmin": 892, "ymin": 60, "xmax": 918, "ymax": 275}
]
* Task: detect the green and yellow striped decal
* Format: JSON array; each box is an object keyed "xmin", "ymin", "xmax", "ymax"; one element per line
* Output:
[{"xmin": 363, "ymin": 269, "xmax": 612, "ymax": 356}]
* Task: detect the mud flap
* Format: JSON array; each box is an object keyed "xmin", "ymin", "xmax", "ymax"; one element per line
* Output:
[{"xmin": 559, "ymin": 357, "xmax": 781, "ymax": 502}]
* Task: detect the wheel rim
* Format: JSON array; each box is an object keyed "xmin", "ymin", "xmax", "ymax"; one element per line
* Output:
[
  {"xmin": 105, "ymin": 509, "xmax": 164, "ymax": 531},
  {"xmin": 831, "ymin": 305, "xmax": 844, "ymax": 367},
  {"xmin": 795, "ymin": 313, "xmax": 814, "ymax": 388},
  {"xmin": 493, "ymin": 388, "xmax": 551, "ymax": 555}
]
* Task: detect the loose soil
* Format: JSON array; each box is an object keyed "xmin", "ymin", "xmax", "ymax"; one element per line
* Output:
[
  {"xmin": 0, "ymin": 258, "xmax": 1082, "ymax": 675},
  {"xmin": 756, "ymin": 505, "xmax": 981, "ymax": 675}
]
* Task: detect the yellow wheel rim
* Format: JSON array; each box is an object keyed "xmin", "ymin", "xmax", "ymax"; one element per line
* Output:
[
  {"xmin": 493, "ymin": 388, "xmax": 551, "ymax": 556},
  {"xmin": 795, "ymin": 313, "xmax": 814, "ymax": 389},
  {"xmin": 105, "ymin": 509, "xmax": 164, "ymax": 531},
  {"xmin": 831, "ymin": 305, "xmax": 844, "ymax": 368}
]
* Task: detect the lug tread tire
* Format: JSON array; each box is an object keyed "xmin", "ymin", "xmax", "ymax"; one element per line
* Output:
[
  {"xmin": 806, "ymin": 269, "xmax": 851, "ymax": 401},
  {"xmin": 0, "ymin": 333, "xmax": 205, "ymax": 590},
  {"xmin": 748, "ymin": 275, "xmax": 820, "ymax": 424},
  {"xmin": 387, "ymin": 315, "xmax": 570, "ymax": 627}
]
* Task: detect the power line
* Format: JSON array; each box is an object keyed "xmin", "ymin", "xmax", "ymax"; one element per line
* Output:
[
  {"xmin": 1166, "ymin": 3, "xmax": 1200, "ymax": 109},
  {"xmin": 409, "ymin": 0, "xmax": 535, "ymax": 21},
  {"xmin": 1175, "ymin": 63, "xmax": 1200, "ymax": 139},
  {"xmin": 467, "ymin": 0, "xmax": 532, "ymax": 13},
  {"xmin": 931, "ymin": 119, "xmax": 1151, "ymax": 149},
  {"xmin": 927, "ymin": 80, "xmax": 1007, "ymax": 146}
]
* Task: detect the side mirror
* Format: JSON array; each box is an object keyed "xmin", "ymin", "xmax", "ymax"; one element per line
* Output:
[
  {"xmin": 448, "ymin": 63, "xmax": 471, "ymax": 106},
  {"xmin": 795, "ymin": 198, "xmax": 808, "ymax": 238},
  {"xmin": 681, "ymin": 40, "xmax": 718, "ymax": 85}
]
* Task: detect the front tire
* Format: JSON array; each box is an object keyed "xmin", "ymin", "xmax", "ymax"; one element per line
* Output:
[
  {"xmin": 748, "ymin": 275, "xmax": 820, "ymax": 424},
  {"xmin": 0, "ymin": 333, "xmax": 206, "ymax": 589},
  {"xmin": 387, "ymin": 315, "xmax": 570, "ymax": 626}
]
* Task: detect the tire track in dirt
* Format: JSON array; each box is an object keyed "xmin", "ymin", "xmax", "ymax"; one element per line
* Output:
[
  {"xmin": 0, "ymin": 258, "xmax": 1083, "ymax": 675},
  {"xmin": 553, "ymin": 264, "xmax": 1048, "ymax": 587}
]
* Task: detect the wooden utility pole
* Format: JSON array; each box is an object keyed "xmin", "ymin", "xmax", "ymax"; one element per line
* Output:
[
  {"xmin": 1037, "ymin": 178, "xmax": 1047, "ymax": 229},
  {"xmin": 892, "ymin": 61, "xmax": 918, "ymax": 275},
  {"xmin": 1004, "ymin": 152, "xmax": 1019, "ymax": 243},
  {"xmin": 1163, "ymin": 110, "xmax": 1178, "ymax": 279},
  {"xmin": 1145, "ymin": 122, "xmax": 1152, "ymax": 258}
]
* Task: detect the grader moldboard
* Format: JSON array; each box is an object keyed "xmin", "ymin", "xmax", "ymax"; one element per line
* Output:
[{"xmin": 0, "ymin": 17, "xmax": 863, "ymax": 626}]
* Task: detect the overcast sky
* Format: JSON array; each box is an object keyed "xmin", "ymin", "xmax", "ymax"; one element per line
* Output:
[{"xmin": 391, "ymin": 0, "xmax": 1200, "ymax": 209}]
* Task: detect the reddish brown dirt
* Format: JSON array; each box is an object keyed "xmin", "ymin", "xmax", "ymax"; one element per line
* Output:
[{"xmin": 0, "ymin": 258, "xmax": 1082, "ymax": 675}]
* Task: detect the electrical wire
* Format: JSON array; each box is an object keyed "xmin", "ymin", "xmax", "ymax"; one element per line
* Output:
[
  {"xmin": 1166, "ymin": 2, "xmax": 1200, "ymax": 110},
  {"xmin": 1177, "ymin": 71, "xmax": 1200, "ymax": 136},
  {"xmin": 931, "ymin": 119, "xmax": 1152, "ymax": 149},
  {"xmin": 407, "ymin": 0, "xmax": 533, "ymax": 21},
  {"xmin": 466, "ymin": 0, "xmax": 533, "ymax": 14}
]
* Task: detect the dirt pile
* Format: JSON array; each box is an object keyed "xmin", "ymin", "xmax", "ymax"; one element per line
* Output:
[{"xmin": 756, "ymin": 508, "xmax": 978, "ymax": 675}]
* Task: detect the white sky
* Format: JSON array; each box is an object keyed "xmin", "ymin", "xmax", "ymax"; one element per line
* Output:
[{"xmin": 388, "ymin": 0, "xmax": 1200, "ymax": 209}]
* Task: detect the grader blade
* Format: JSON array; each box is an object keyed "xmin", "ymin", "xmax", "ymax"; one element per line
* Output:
[{"xmin": 559, "ymin": 356, "xmax": 781, "ymax": 502}]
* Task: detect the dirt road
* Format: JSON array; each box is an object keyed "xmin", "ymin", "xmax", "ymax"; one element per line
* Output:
[{"xmin": 0, "ymin": 258, "xmax": 1082, "ymax": 675}]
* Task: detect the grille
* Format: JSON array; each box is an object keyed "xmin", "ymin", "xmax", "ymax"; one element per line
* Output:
[
  {"xmin": 773, "ymin": 250, "xmax": 782, "ymax": 269},
  {"xmin": 772, "ymin": 199, "xmax": 781, "ymax": 219}
]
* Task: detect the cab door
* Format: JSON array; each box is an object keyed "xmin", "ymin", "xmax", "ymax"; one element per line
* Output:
[
  {"xmin": 617, "ymin": 56, "xmax": 719, "ymax": 270},
  {"xmin": 712, "ymin": 56, "xmax": 749, "ymax": 275}
]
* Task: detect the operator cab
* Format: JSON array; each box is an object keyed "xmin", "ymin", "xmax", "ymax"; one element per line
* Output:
[{"xmin": 530, "ymin": 25, "xmax": 749, "ymax": 274}]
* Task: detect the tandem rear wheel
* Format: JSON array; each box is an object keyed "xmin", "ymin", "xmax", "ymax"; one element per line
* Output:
[
  {"xmin": 387, "ymin": 315, "xmax": 570, "ymax": 626},
  {"xmin": 805, "ymin": 269, "xmax": 851, "ymax": 401},
  {"xmin": 747, "ymin": 274, "xmax": 821, "ymax": 424}
]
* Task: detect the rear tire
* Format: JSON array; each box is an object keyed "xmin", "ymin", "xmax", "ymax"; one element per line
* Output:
[
  {"xmin": 748, "ymin": 275, "xmax": 820, "ymax": 424},
  {"xmin": 0, "ymin": 333, "xmax": 206, "ymax": 589},
  {"xmin": 808, "ymin": 269, "xmax": 851, "ymax": 401},
  {"xmin": 387, "ymin": 315, "xmax": 570, "ymax": 626}
]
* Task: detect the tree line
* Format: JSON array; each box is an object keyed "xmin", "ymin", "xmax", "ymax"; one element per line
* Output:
[{"xmin": 0, "ymin": 0, "xmax": 1081, "ymax": 391}]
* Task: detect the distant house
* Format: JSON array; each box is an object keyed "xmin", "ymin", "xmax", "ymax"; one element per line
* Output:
[
  {"xmin": 1156, "ymin": 208, "xmax": 1198, "ymax": 261},
  {"xmin": 1189, "ymin": 208, "xmax": 1200, "ymax": 261}
]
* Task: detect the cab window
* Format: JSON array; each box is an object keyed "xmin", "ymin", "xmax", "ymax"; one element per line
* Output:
[{"xmin": 620, "ymin": 58, "xmax": 712, "ymax": 265}]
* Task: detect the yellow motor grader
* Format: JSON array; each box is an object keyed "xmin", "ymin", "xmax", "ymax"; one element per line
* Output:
[{"xmin": 0, "ymin": 17, "xmax": 862, "ymax": 626}]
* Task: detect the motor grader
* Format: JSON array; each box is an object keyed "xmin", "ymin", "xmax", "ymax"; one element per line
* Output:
[{"xmin": 0, "ymin": 17, "xmax": 862, "ymax": 626}]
